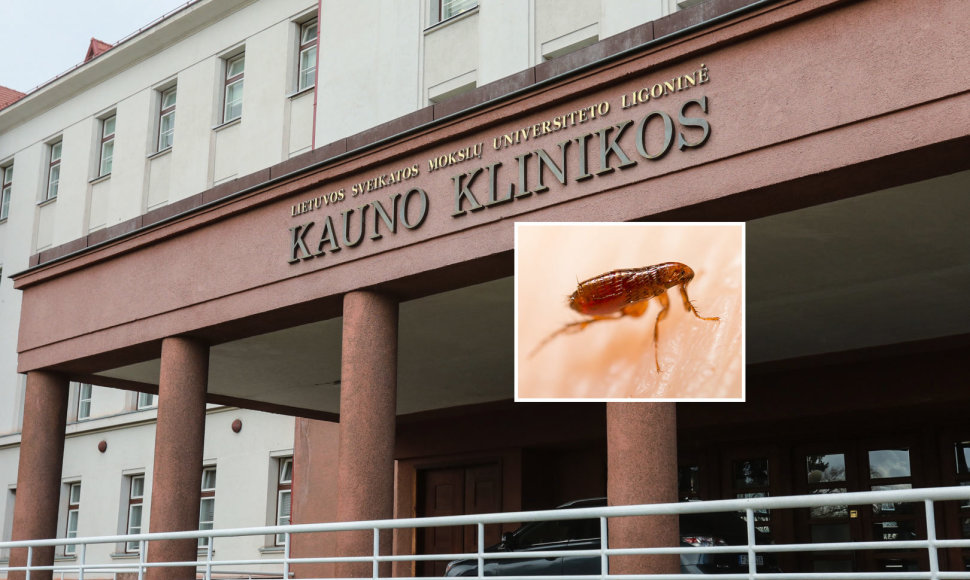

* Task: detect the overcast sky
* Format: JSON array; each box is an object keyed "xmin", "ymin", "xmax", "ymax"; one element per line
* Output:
[{"xmin": 0, "ymin": 0, "xmax": 193, "ymax": 93}]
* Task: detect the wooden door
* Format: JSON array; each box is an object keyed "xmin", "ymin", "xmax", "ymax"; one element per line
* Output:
[{"xmin": 416, "ymin": 462, "xmax": 502, "ymax": 576}]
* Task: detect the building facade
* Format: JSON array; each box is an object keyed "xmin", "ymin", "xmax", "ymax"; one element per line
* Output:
[
  {"xmin": 0, "ymin": 0, "xmax": 699, "ymax": 577},
  {"xmin": 2, "ymin": 0, "xmax": 970, "ymax": 578}
]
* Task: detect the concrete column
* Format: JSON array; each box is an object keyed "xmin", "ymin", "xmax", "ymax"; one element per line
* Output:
[
  {"xmin": 9, "ymin": 371, "xmax": 69, "ymax": 580},
  {"xmin": 146, "ymin": 336, "xmax": 209, "ymax": 580},
  {"xmin": 335, "ymin": 291, "xmax": 398, "ymax": 578},
  {"xmin": 606, "ymin": 402, "xmax": 680, "ymax": 575}
]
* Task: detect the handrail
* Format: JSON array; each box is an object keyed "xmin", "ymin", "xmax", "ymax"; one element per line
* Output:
[{"xmin": 1, "ymin": 486, "xmax": 969, "ymax": 579}]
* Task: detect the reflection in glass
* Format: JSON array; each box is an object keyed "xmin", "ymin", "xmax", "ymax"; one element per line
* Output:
[
  {"xmin": 736, "ymin": 492, "xmax": 771, "ymax": 534},
  {"xmin": 869, "ymin": 449, "xmax": 911, "ymax": 479},
  {"xmin": 961, "ymin": 517, "xmax": 970, "ymax": 539},
  {"xmin": 679, "ymin": 465, "xmax": 701, "ymax": 499},
  {"xmin": 957, "ymin": 442, "xmax": 970, "ymax": 474},
  {"xmin": 809, "ymin": 488, "xmax": 848, "ymax": 518},
  {"xmin": 734, "ymin": 459, "xmax": 769, "ymax": 488},
  {"xmin": 811, "ymin": 523, "xmax": 851, "ymax": 543},
  {"xmin": 871, "ymin": 484, "xmax": 914, "ymax": 514},
  {"xmin": 814, "ymin": 559, "xmax": 853, "ymax": 572},
  {"xmin": 807, "ymin": 454, "xmax": 846, "ymax": 483},
  {"xmin": 873, "ymin": 520, "xmax": 917, "ymax": 541},
  {"xmin": 876, "ymin": 558, "xmax": 919, "ymax": 571}
]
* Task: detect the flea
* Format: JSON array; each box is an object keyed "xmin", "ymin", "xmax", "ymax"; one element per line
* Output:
[{"xmin": 531, "ymin": 262, "xmax": 720, "ymax": 371}]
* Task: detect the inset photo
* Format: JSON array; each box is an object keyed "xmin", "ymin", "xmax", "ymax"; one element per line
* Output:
[{"xmin": 516, "ymin": 222, "xmax": 744, "ymax": 401}]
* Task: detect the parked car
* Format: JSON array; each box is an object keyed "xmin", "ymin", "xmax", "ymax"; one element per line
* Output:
[{"xmin": 444, "ymin": 498, "xmax": 779, "ymax": 576}]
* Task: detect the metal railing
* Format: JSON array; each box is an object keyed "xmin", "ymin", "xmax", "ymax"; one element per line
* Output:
[{"xmin": 2, "ymin": 486, "xmax": 970, "ymax": 580}]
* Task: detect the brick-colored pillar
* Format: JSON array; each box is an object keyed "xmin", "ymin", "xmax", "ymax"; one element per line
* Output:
[
  {"xmin": 9, "ymin": 371, "xmax": 69, "ymax": 580},
  {"xmin": 606, "ymin": 402, "xmax": 680, "ymax": 575},
  {"xmin": 334, "ymin": 291, "xmax": 398, "ymax": 578},
  {"xmin": 146, "ymin": 337, "xmax": 209, "ymax": 580}
]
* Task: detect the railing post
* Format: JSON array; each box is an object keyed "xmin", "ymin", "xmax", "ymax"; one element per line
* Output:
[
  {"xmin": 745, "ymin": 508, "xmax": 757, "ymax": 580},
  {"xmin": 283, "ymin": 533, "xmax": 290, "ymax": 580},
  {"xmin": 477, "ymin": 523, "xmax": 485, "ymax": 579},
  {"xmin": 600, "ymin": 516, "xmax": 609, "ymax": 579},
  {"xmin": 373, "ymin": 527, "xmax": 380, "ymax": 579},
  {"xmin": 206, "ymin": 535, "xmax": 214, "ymax": 580},
  {"xmin": 78, "ymin": 543, "xmax": 86, "ymax": 580},
  {"xmin": 925, "ymin": 499, "xmax": 940, "ymax": 580},
  {"xmin": 138, "ymin": 539, "xmax": 146, "ymax": 580}
]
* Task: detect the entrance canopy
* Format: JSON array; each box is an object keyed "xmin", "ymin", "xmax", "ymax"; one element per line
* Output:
[{"xmin": 12, "ymin": 0, "xmax": 970, "ymax": 416}]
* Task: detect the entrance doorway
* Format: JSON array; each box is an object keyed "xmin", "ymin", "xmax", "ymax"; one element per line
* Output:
[
  {"xmin": 794, "ymin": 440, "xmax": 926, "ymax": 573},
  {"xmin": 415, "ymin": 462, "xmax": 503, "ymax": 576}
]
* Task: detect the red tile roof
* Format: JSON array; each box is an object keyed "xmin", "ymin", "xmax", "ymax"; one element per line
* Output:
[
  {"xmin": 85, "ymin": 38, "xmax": 114, "ymax": 62},
  {"xmin": 0, "ymin": 85, "xmax": 25, "ymax": 110}
]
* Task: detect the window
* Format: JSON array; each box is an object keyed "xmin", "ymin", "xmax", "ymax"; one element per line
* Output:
[
  {"xmin": 275, "ymin": 458, "xmax": 293, "ymax": 545},
  {"xmin": 223, "ymin": 54, "xmax": 244, "ymax": 123},
  {"xmin": 158, "ymin": 88, "xmax": 176, "ymax": 151},
  {"xmin": 429, "ymin": 0, "xmax": 477, "ymax": 25},
  {"xmin": 99, "ymin": 115, "xmax": 115, "ymax": 176},
  {"xmin": 297, "ymin": 20, "xmax": 317, "ymax": 91},
  {"xmin": 136, "ymin": 392, "xmax": 155, "ymax": 409},
  {"xmin": 2, "ymin": 488, "xmax": 14, "ymax": 562},
  {"xmin": 65, "ymin": 482, "xmax": 81, "ymax": 555},
  {"xmin": 199, "ymin": 467, "xmax": 216, "ymax": 548},
  {"xmin": 126, "ymin": 475, "xmax": 145, "ymax": 552},
  {"xmin": 46, "ymin": 141, "xmax": 62, "ymax": 200},
  {"xmin": 77, "ymin": 383, "xmax": 92, "ymax": 420},
  {"xmin": 1, "ymin": 164, "xmax": 12, "ymax": 220}
]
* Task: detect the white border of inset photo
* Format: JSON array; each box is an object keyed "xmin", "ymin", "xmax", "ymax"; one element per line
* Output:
[{"xmin": 515, "ymin": 222, "xmax": 745, "ymax": 402}]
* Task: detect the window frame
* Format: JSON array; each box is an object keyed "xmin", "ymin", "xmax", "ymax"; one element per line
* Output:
[
  {"xmin": 199, "ymin": 467, "xmax": 217, "ymax": 548},
  {"xmin": 297, "ymin": 20, "xmax": 318, "ymax": 92},
  {"xmin": 65, "ymin": 482, "xmax": 81, "ymax": 555},
  {"xmin": 1, "ymin": 164, "xmax": 12, "ymax": 220},
  {"xmin": 223, "ymin": 53, "xmax": 245, "ymax": 124},
  {"xmin": 98, "ymin": 115, "xmax": 116, "ymax": 177},
  {"xmin": 158, "ymin": 87, "xmax": 177, "ymax": 151},
  {"xmin": 136, "ymin": 392, "xmax": 155, "ymax": 410},
  {"xmin": 429, "ymin": 0, "xmax": 478, "ymax": 26},
  {"xmin": 77, "ymin": 383, "xmax": 93, "ymax": 420},
  {"xmin": 275, "ymin": 457, "xmax": 293, "ymax": 546},
  {"xmin": 125, "ymin": 474, "xmax": 145, "ymax": 553},
  {"xmin": 46, "ymin": 140, "xmax": 62, "ymax": 201}
]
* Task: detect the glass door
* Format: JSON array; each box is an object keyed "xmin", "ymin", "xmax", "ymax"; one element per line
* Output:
[
  {"xmin": 864, "ymin": 446, "xmax": 924, "ymax": 572},
  {"xmin": 795, "ymin": 441, "xmax": 926, "ymax": 574}
]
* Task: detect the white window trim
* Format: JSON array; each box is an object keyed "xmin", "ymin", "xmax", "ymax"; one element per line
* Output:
[
  {"xmin": 64, "ymin": 482, "xmax": 81, "ymax": 555},
  {"xmin": 297, "ymin": 19, "xmax": 317, "ymax": 92},
  {"xmin": 136, "ymin": 392, "xmax": 155, "ymax": 410},
  {"xmin": 275, "ymin": 458, "xmax": 293, "ymax": 545},
  {"xmin": 199, "ymin": 466, "xmax": 216, "ymax": 548},
  {"xmin": 222, "ymin": 53, "xmax": 245, "ymax": 124},
  {"xmin": 98, "ymin": 114, "xmax": 116, "ymax": 177},
  {"xmin": 1, "ymin": 164, "xmax": 12, "ymax": 221},
  {"xmin": 158, "ymin": 86, "xmax": 176, "ymax": 152},
  {"xmin": 427, "ymin": 0, "xmax": 479, "ymax": 27},
  {"xmin": 77, "ymin": 383, "xmax": 93, "ymax": 421},
  {"xmin": 45, "ymin": 140, "xmax": 62, "ymax": 202},
  {"xmin": 125, "ymin": 474, "xmax": 145, "ymax": 553}
]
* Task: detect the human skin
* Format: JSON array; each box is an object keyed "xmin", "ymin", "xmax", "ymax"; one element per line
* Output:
[{"xmin": 516, "ymin": 223, "xmax": 743, "ymax": 399}]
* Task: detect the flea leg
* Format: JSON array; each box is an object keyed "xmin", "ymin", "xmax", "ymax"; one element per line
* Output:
[
  {"xmin": 653, "ymin": 292, "xmax": 671, "ymax": 372},
  {"xmin": 620, "ymin": 301, "xmax": 648, "ymax": 318},
  {"xmin": 529, "ymin": 313, "xmax": 622, "ymax": 357},
  {"xmin": 679, "ymin": 284, "xmax": 720, "ymax": 322}
]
